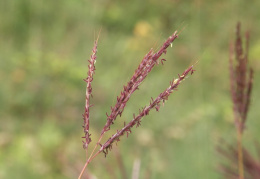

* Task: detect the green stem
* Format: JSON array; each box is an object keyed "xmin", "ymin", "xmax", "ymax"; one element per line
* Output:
[{"xmin": 237, "ymin": 127, "xmax": 244, "ymax": 179}]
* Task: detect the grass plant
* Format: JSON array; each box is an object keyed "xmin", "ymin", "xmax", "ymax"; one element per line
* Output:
[
  {"xmin": 79, "ymin": 31, "xmax": 195, "ymax": 178},
  {"xmin": 218, "ymin": 22, "xmax": 255, "ymax": 179}
]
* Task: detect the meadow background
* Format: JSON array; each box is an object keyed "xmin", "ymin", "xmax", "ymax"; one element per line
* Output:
[{"xmin": 1, "ymin": 0, "xmax": 260, "ymax": 178}]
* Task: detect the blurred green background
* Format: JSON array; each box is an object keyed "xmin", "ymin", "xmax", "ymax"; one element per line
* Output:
[{"xmin": 1, "ymin": 0, "xmax": 260, "ymax": 178}]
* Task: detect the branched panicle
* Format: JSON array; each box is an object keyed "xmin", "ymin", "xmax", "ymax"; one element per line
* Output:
[
  {"xmin": 99, "ymin": 65, "xmax": 195, "ymax": 155},
  {"xmin": 229, "ymin": 22, "xmax": 254, "ymax": 132},
  {"xmin": 78, "ymin": 31, "xmax": 196, "ymax": 179},
  {"xmin": 82, "ymin": 37, "xmax": 99, "ymax": 149},
  {"xmin": 101, "ymin": 32, "xmax": 179, "ymax": 135}
]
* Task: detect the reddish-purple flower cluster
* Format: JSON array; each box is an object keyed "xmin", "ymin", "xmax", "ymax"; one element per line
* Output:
[
  {"xmin": 79, "ymin": 31, "xmax": 195, "ymax": 179},
  {"xmin": 229, "ymin": 22, "xmax": 254, "ymax": 133},
  {"xmin": 82, "ymin": 36, "xmax": 99, "ymax": 149},
  {"xmin": 82, "ymin": 31, "xmax": 195, "ymax": 157}
]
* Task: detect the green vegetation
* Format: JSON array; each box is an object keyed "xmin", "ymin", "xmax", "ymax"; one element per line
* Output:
[{"xmin": 0, "ymin": 0, "xmax": 260, "ymax": 178}]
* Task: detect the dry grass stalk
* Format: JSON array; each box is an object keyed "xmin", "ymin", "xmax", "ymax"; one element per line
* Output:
[
  {"xmin": 132, "ymin": 158, "xmax": 141, "ymax": 179},
  {"xmin": 221, "ymin": 22, "xmax": 254, "ymax": 179}
]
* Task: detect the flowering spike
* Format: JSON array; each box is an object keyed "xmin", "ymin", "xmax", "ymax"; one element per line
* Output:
[
  {"xmin": 82, "ymin": 35, "xmax": 100, "ymax": 149},
  {"xmin": 229, "ymin": 22, "xmax": 254, "ymax": 133}
]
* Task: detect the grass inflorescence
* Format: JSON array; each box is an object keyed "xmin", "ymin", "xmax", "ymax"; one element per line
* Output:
[{"xmin": 78, "ymin": 31, "xmax": 195, "ymax": 178}]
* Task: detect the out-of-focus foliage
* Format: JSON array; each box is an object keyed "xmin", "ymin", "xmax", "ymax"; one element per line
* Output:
[{"xmin": 0, "ymin": 0, "xmax": 260, "ymax": 178}]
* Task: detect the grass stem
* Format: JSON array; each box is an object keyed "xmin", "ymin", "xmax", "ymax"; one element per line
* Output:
[{"xmin": 237, "ymin": 127, "xmax": 244, "ymax": 179}]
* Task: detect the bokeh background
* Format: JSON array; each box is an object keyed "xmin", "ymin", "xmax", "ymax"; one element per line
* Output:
[{"xmin": 1, "ymin": 0, "xmax": 260, "ymax": 178}]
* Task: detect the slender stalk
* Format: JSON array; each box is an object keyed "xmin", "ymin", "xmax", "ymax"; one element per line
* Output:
[
  {"xmin": 131, "ymin": 159, "xmax": 141, "ymax": 179},
  {"xmin": 79, "ymin": 33, "xmax": 100, "ymax": 179},
  {"xmin": 237, "ymin": 126, "xmax": 244, "ymax": 179},
  {"xmin": 78, "ymin": 133, "xmax": 104, "ymax": 179},
  {"xmin": 78, "ymin": 150, "xmax": 101, "ymax": 179}
]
